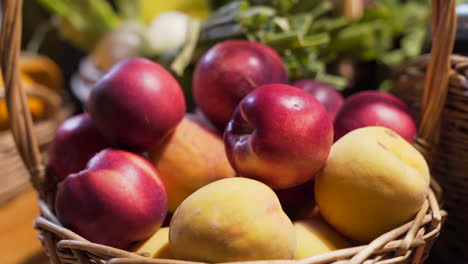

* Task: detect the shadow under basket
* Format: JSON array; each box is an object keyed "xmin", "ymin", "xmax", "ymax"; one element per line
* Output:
[
  {"xmin": 0, "ymin": 0, "xmax": 461, "ymax": 264},
  {"xmin": 392, "ymin": 55, "xmax": 468, "ymax": 263}
]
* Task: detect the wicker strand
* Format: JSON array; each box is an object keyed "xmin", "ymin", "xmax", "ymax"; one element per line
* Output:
[
  {"xmin": 98, "ymin": 208, "xmax": 447, "ymax": 264},
  {"xmin": 427, "ymin": 189, "xmax": 442, "ymax": 226},
  {"xmin": 71, "ymin": 249, "xmax": 92, "ymax": 264},
  {"xmin": 43, "ymin": 230, "xmax": 62, "ymax": 264},
  {"xmin": 35, "ymin": 217, "xmax": 88, "ymax": 242},
  {"xmin": 56, "ymin": 240, "xmax": 144, "ymax": 260},
  {"xmin": 0, "ymin": 0, "xmax": 47, "ymax": 198},
  {"xmin": 107, "ymin": 259, "xmax": 208, "ymax": 264},
  {"xmin": 39, "ymin": 199, "xmax": 61, "ymax": 225},
  {"xmin": 396, "ymin": 200, "xmax": 430, "ymax": 255},
  {"xmin": 410, "ymin": 229, "xmax": 427, "ymax": 264},
  {"xmin": 375, "ymin": 251, "xmax": 412, "ymax": 264},
  {"xmin": 417, "ymin": 0, "xmax": 457, "ymax": 158}
]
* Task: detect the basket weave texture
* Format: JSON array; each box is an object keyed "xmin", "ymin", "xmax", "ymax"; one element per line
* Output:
[
  {"xmin": 0, "ymin": 0, "xmax": 458, "ymax": 264},
  {"xmin": 392, "ymin": 55, "xmax": 468, "ymax": 262}
]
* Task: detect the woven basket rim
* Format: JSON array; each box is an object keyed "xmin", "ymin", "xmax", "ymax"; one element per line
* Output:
[{"xmin": 33, "ymin": 184, "xmax": 446, "ymax": 264}]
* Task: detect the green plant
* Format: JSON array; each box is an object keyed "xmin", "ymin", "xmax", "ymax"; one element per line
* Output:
[{"xmin": 199, "ymin": 0, "xmax": 430, "ymax": 90}]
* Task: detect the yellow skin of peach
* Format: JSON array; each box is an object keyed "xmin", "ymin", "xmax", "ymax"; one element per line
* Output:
[
  {"xmin": 294, "ymin": 214, "xmax": 351, "ymax": 259},
  {"xmin": 315, "ymin": 126, "xmax": 430, "ymax": 243},
  {"xmin": 131, "ymin": 227, "xmax": 172, "ymax": 259},
  {"xmin": 169, "ymin": 177, "xmax": 296, "ymax": 262},
  {"xmin": 149, "ymin": 117, "xmax": 235, "ymax": 212}
]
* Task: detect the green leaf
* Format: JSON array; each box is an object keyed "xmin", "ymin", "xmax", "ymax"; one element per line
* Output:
[
  {"xmin": 288, "ymin": 14, "xmax": 312, "ymax": 34},
  {"xmin": 84, "ymin": 0, "xmax": 119, "ymax": 30},
  {"xmin": 316, "ymin": 74, "xmax": 348, "ymax": 90},
  {"xmin": 263, "ymin": 31, "xmax": 298, "ymax": 48},
  {"xmin": 380, "ymin": 50, "xmax": 406, "ymax": 67},
  {"xmin": 300, "ymin": 33, "xmax": 330, "ymax": 47},
  {"xmin": 171, "ymin": 19, "xmax": 202, "ymax": 76},
  {"xmin": 37, "ymin": 0, "xmax": 119, "ymax": 51},
  {"xmin": 402, "ymin": 28, "xmax": 427, "ymax": 58},
  {"xmin": 378, "ymin": 79, "xmax": 392, "ymax": 93},
  {"xmin": 307, "ymin": 1, "xmax": 333, "ymax": 20},
  {"xmin": 308, "ymin": 17, "xmax": 349, "ymax": 34}
]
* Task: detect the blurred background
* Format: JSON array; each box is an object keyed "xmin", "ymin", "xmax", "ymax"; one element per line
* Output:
[
  {"xmin": 1, "ymin": 0, "xmax": 468, "ymax": 263},
  {"xmin": 21, "ymin": 0, "xmax": 436, "ymax": 111}
]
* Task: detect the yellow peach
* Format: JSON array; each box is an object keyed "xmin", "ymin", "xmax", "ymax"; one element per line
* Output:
[
  {"xmin": 294, "ymin": 214, "xmax": 351, "ymax": 259},
  {"xmin": 149, "ymin": 117, "xmax": 235, "ymax": 212},
  {"xmin": 131, "ymin": 227, "xmax": 172, "ymax": 259},
  {"xmin": 315, "ymin": 126, "xmax": 430, "ymax": 242},
  {"xmin": 169, "ymin": 177, "xmax": 296, "ymax": 262}
]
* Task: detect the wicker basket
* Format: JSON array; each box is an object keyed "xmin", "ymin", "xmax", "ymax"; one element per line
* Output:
[
  {"xmin": 0, "ymin": 52, "xmax": 74, "ymax": 205},
  {"xmin": 0, "ymin": 82, "xmax": 73, "ymax": 205},
  {"xmin": 0, "ymin": 0, "xmax": 458, "ymax": 264},
  {"xmin": 392, "ymin": 54, "xmax": 468, "ymax": 262}
]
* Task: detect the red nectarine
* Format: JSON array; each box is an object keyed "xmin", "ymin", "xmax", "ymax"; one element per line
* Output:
[{"xmin": 224, "ymin": 84, "xmax": 333, "ymax": 189}]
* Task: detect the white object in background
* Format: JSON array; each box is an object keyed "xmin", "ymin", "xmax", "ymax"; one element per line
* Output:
[
  {"xmin": 457, "ymin": 3, "xmax": 468, "ymax": 39},
  {"xmin": 91, "ymin": 21, "xmax": 147, "ymax": 71},
  {"xmin": 146, "ymin": 11, "xmax": 189, "ymax": 55}
]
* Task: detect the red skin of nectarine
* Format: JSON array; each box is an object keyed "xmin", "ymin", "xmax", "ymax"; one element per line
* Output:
[
  {"xmin": 224, "ymin": 84, "xmax": 333, "ymax": 189},
  {"xmin": 334, "ymin": 91, "xmax": 417, "ymax": 142},
  {"xmin": 55, "ymin": 149, "xmax": 168, "ymax": 249},
  {"xmin": 292, "ymin": 79, "xmax": 344, "ymax": 121},
  {"xmin": 88, "ymin": 57, "xmax": 186, "ymax": 152},
  {"xmin": 193, "ymin": 40, "xmax": 288, "ymax": 129},
  {"xmin": 47, "ymin": 113, "xmax": 109, "ymax": 181}
]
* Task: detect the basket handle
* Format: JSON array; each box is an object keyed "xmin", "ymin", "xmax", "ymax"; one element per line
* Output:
[
  {"xmin": 0, "ymin": 0, "xmax": 48, "ymax": 199},
  {"xmin": 416, "ymin": 0, "xmax": 457, "ymax": 160}
]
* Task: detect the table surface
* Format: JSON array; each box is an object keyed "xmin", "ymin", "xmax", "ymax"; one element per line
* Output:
[{"xmin": 0, "ymin": 186, "xmax": 48, "ymax": 264}]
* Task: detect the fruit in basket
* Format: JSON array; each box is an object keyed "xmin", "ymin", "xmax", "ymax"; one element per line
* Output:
[
  {"xmin": 131, "ymin": 227, "xmax": 172, "ymax": 258},
  {"xmin": 224, "ymin": 84, "xmax": 333, "ymax": 189},
  {"xmin": 46, "ymin": 113, "xmax": 109, "ymax": 181},
  {"xmin": 0, "ymin": 97, "xmax": 46, "ymax": 130},
  {"xmin": 292, "ymin": 79, "xmax": 344, "ymax": 121},
  {"xmin": 193, "ymin": 40, "xmax": 288, "ymax": 129},
  {"xmin": 334, "ymin": 91, "xmax": 417, "ymax": 142},
  {"xmin": 185, "ymin": 108, "xmax": 220, "ymax": 135},
  {"xmin": 169, "ymin": 177, "xmax": 296, "ymax": 262},
  {"xmin": 275, "ymin": 180, "xmax": 316, "ymax": 220},
  {"xmin": 149, "ymin": 117, "xmax": 235, "ymax": 212},
  {"xmin": 315, "ymin": 126, "xmax": 430, "ymax": 242},
  {"xmin": 19, "ymin": 54, "xmax": 63, "ymax": 91},
  {"xmin": 88, "ymin": 57, "xmax": 185, "ymax": 152},
  {"xmin": 55, "ymin": 149, "xmax": 168, "ymax": 249},
  {"xmin": 294, "ymin": 213, "xmax": 351, "ymax": 259},
  {"xmin": 0, "ymin": 74, "xmax": 47, "ymax": 130}
]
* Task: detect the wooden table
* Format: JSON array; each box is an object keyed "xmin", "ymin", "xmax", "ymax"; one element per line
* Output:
[{"xmin": 0, "ymin": 186, "xmax": 48, "ymax": 264}]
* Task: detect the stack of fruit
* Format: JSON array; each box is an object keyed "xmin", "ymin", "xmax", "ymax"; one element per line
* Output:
[{"xmin": 47, "ymin": 40, "xmax": 429, "ymax": 262}]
